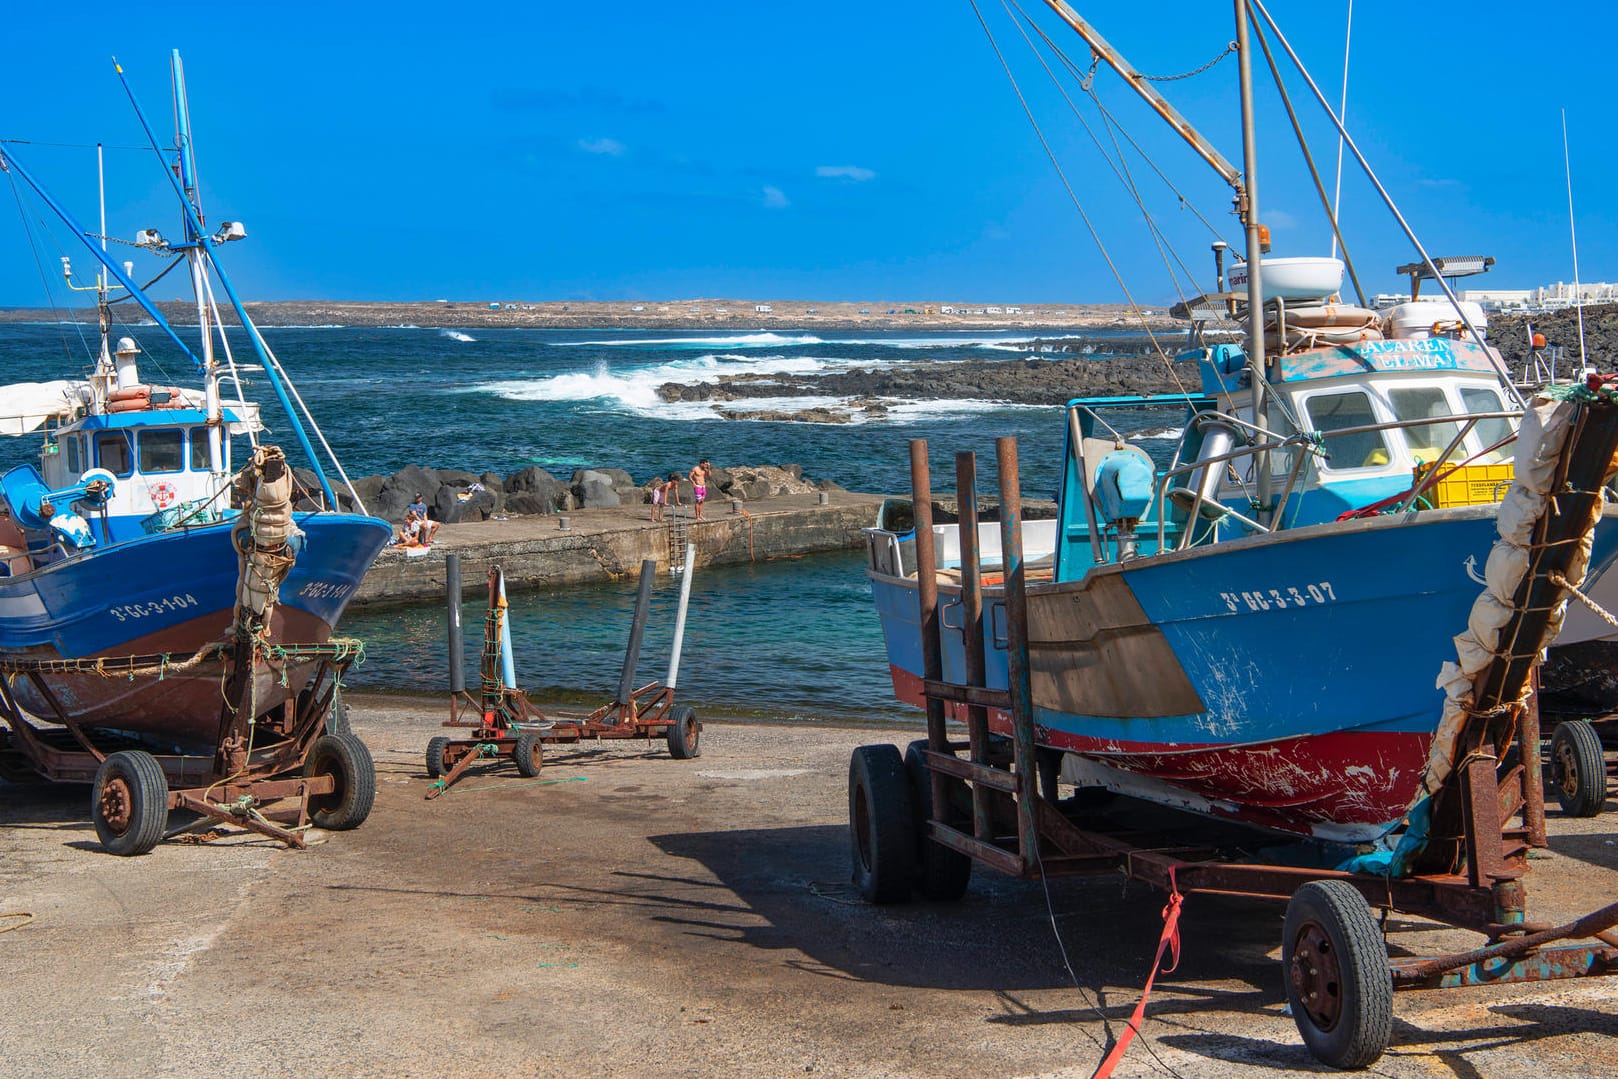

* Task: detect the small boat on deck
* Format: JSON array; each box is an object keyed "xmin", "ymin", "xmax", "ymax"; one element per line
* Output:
[{"xmin": 0, "ymin": 54, "xmax": 390, "ymax": 752}]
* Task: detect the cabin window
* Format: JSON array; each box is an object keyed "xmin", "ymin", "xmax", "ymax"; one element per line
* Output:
[
  {"xmin": 95, "ymin": 432, "xmax": 133, "ymax": 477},
  {"xmin": 1388, "ymin": 388, "xmax": 1465, "ymax": 463},
  {"xmin": 64, "ymin": 437, "xmax": 81, "ymax": 473},
  {"xmin": 1459, "ymin": 386, "xmax": 1513, "ymax": 464},
  {"xmin": 1304, "ymin": 391, "xmax": 1389, "ymax": 470},
  {"xmin": 190, "ymin": 427, "xmax": 213, "ymax": 471},
  {"xmin": 137, "ymin": 430, "xmax": 185, "ymax": 474}
]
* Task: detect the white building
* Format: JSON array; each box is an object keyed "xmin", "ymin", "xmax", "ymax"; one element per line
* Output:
[{"xmin": 754, "ymin": 304, "xmax": 773, "ymax": 314}]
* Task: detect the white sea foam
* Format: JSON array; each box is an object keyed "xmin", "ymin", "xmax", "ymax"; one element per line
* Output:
[
  {"xmin": 467, "ymin": 351, "xmax": 878, "ymax": 412},
  {"xmin": 558, "ymin": 332, "xmax": 824, "ymax": 349},
  {"xmin": 1130, "ymin": 426, "xmax": 1185, "ymax": 441},
  {"xmin": 439, "ymin": 329, "xmax": 476, "ymax": 342}
]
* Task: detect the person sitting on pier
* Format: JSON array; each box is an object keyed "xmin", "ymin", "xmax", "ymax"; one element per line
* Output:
[{"xmin": 399, "ymin": 508, "xmax": 438, "ymax": 547}]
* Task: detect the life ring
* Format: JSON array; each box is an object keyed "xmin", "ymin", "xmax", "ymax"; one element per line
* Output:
[{"xmin": 151, "ymin": 481, "xmax": 177, "ymax": 509}]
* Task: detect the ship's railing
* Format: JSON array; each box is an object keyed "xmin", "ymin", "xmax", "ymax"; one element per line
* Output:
[{"xmin": 1148, "ymin": 409, "xmax": 1521, "ymax": 551}]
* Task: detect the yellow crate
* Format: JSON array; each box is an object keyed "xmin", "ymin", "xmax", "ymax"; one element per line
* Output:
[{"xmin": 1414, "ymin": 461, "xmax": 1515, "ymax": 508}]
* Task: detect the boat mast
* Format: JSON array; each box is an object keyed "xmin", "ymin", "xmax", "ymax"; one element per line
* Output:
[
  {"xmin": 1040, "ymin": 0, "xmax": 1270, "ymax": 518},
  {"xmin": 1233, "ymin": 0, "xmax": 1271, "ymax": 522},
  {"xmin": 169, "ymin": 53, "xmax": 226, "ymax": 479}
]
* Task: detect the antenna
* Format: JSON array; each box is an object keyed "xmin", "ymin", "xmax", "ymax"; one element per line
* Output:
[
  {"xmin": 1330, "ymin": 0, "xmax": 1353, "ymax": 260},
  {"xmin": 1562, "ymin": 108, "xmax": 1587, "ymax": 368}
]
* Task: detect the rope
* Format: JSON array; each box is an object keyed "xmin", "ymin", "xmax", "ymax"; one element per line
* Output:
[
  {"xmin": 1550, "ymin": 571, "xmax": 1618, "ymax": 629},
  {"xmin": 1092, "ymin": 874, "xmax": 1185, "ymax": 1079},
  {"xmin": 0, "ymin": 912, "xmax": 33, "ymax": 935}
]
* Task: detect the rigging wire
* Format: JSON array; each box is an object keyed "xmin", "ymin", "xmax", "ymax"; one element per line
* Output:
[
  {"xmin": 1246, "ymin": 9, "xmax": 1367, "ymax": 307},
  {"xmin": 1012, "ymin": 4, "xmax": 1231, "ymax": 244},
  {"xmin": 1003, "ymin": 0, "xmax": 1214, "ymax": 315},
  {"xmin": 1329, "ymin": 0, "xmax": 1353, "ymax": 260},
  {"xmin": 970, "ymin": 0, "xmax": 1194, "ymax": 401}
]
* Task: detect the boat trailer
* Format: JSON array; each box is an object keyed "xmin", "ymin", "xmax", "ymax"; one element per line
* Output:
[
  {"xmin": 0, "ymin": 636, "xmax": 371, "ymax": 854},
  {"xmin": 424, "ymin": 549, "xmax": 701, "ymax": 798},
  {"xmin": 849, "ymin": 399, "xmax": 1618, "ymax": 1070}
]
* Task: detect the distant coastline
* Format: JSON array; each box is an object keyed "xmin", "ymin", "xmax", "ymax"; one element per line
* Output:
[{"xmin": 0, "ymin": 297, "xmax": 1186, "ymax": 333}]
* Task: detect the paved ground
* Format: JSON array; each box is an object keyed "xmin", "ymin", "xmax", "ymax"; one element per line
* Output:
[{"xmin": 2, "ymin": 699, "xmax": 1616, "ymax": 1078}]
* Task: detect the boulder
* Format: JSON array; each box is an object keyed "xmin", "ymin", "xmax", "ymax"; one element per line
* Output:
[
  {"xmin": 504, "ymin": 466, "xmax": 567, "ymax": 515},
  {"xmin": 780, "ymin": 463, "xmax": 804, "ymax": 480},
  {"xmin": 572, "ymin": 469, "xmax": 621, "ymax": 509},
  {"xmin": 436, "ymin": 487, "xmax": 496, "ymax": 523},
  {"xmin": 377, "ymin": 465, "xmax": 441, "ymax": 522}
]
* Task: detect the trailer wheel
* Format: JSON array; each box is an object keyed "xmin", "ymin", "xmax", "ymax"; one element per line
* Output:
[
  {"xmin": 848, "ymin": 744, "xmax": 915, "ymax": 904},
  {"xmin": 304, "ymin": 734, "xmax": 376, "ymax": 830},
  {"xmin": 426, "ymin": 736, "xmax": 452, "ymax": 778},
  {"xmin": 513, "ymin": 732, "xmax": 543, "ymax": 777},
  {"xmin": 326, "ymin": 700, "xmax": 353, "ymax": 737},
  {"xmin": 1282, "ymin": 880, "xmax": 1393, "ymax": 1070},
  {"xmin": 91, "ymin": 750, "xmax": 169, "ymax": 856},
  {"xmin": 904, "ymin": 741, "xmax": 971, "ymax": 901},
  {"xmin": 666, "ymin": 706, "xmax": 701, "ymax": 760},
  {"xmin": 1550, "ymin": 720, "xmax": 1606, "ymax": 817}
]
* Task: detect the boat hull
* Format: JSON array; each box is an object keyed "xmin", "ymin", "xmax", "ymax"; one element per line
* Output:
[
  {"xmin": 0, "ymin": 513, "xmax": 390, "ymax": 747},
  {"xmin": 870, "ymin": 507, "xmax": 1618, "ymax": 842}
]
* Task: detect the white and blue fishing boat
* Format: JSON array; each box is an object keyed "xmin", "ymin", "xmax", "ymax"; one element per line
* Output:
[
  {"xmin": 863, "ymin": 5, "xmax": 1618, "ymax": 844},
  {"xmin": 0, "ymin": 54, "xmax": 390, "ymax": 749}
]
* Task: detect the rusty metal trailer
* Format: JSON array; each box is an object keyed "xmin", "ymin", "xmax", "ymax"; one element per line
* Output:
[
  {"xmin": 848, "ymin": 425, "xmax": 1618, "ymax": 1070},
  {"xmin": 424, "ymin": 552, "xmax": 701, "ymax": 798},
  {"xmin": 0, "ymin": 636, "xmax": 372, "ymax": 853}
]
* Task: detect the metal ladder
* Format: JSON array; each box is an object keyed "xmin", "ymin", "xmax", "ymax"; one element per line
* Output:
[{"xmin": 665, "ymin": 509, "xmax": 690, "ymax": 574}]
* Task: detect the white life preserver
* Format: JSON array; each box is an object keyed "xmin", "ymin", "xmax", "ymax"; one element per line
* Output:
[{"xmin": 151, "ymin": 481, "xmax": 178, "ymax": 509}]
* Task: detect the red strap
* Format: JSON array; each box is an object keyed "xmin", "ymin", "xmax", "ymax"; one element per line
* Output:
[{"xmin": 1091, "ymin": 874, "xmax": 1184, "ymax": 1079}]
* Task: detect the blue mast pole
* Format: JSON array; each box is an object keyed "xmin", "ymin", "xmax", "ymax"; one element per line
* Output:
[
  {"xmin": 0, "ymin": 146, "xmax": 204, "ymax": 373},
  {"xmin": 119, "ymin": 53, "xmax": 338, "ymax": 506}
]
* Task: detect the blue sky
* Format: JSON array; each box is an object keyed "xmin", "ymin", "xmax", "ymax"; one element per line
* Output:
[{"xmin": 1, "ymin": 1, "xmax": 1613, "ymax": 307}]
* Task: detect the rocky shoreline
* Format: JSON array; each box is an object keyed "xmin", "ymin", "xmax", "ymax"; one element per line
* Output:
[
  {"xmin": 0, "ymin": 297, "xmax": 1172, "ymax": 334},
  {"xmin": 310, "ymin": 460, "xmax": 837, "ymax": 525}
]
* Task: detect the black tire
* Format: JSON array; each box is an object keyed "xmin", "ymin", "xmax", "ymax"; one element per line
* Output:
[
  {"xmin": 848, "ymin": 744, "xmax": 915, "ymax": 904},
  {"xmin": 904, "ymin": 740, "xmax": 971, "ymax": 901},
  {"xmin": 1550, "ymin": 720, "xmax": 1606, "ymax": 817},
  {"xmin": 426, "ymin": 735, "xmax": 452, "ymax": 779},
  {"xmin": 1282, "ymin": 880, "xmax": 1393, "ymax": 1070},
  {"xmin": 303, "ymin": 733, "xmax": 376, "ymax": 830},
  {"xmin": 91, "ymin": 750, "xmax": 169, "ymax": 856},
  {"xmin": 666, "ymin": 705, "xmax": 701, "ymax": 760},
  {"xmin": 513, "ymin": 732, "xmax": 543, "ymax": 778}
]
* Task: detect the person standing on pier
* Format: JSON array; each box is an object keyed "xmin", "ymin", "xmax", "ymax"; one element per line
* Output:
[{"xmin": 690, "ymin": 460, "xmax": 711, "ymax": 520}]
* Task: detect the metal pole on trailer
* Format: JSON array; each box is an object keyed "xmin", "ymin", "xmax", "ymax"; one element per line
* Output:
[
  {"xmin": 445, "ymin": 553, "xmax": 465, "ymax": 696},
  {"xmin": 995, "ymin": 437, "xmax": 1040, "ymax": 872},
  {"xmin": 617, "ymin": 559, "xmax": 657, "ymax": 707},
  {"xmin": 666, "ymin": 544, "xmax": 696, "ymax": 690},
  {"xmin": 909, "ymin": 441, "xmax": 950, "ymax": 814}
]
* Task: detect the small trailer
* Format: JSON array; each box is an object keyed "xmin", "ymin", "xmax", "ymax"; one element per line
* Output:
[
  {"xmin": 0, "ymin": 636, "xmax": 371, "ymax": 853},
  {"xmin": 424, "ymin": 549, "xmax": 701, "ymax": 797}
]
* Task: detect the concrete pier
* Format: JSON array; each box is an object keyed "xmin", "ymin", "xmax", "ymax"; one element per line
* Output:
[{"xmin": 353, "ymin": 490, "xmax": 886, "ymax": 606}]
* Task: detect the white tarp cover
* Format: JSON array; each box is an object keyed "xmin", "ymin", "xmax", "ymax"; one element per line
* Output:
[
  {"xmin": 0, "ymin": 381, "xmax": 76, "ymax": 435},
  {"xmin": 1425, "ymin": 395, "xmax": 1592, "ymax": 795}
]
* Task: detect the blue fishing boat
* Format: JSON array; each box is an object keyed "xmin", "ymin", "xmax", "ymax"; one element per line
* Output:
[
  {"xmin": 0, "ymin": 54, "xmax": 390, "ymax": 749},
  {"xmin": 862, "ymin": 8, "xmax": 1618, "ymax": 844}
]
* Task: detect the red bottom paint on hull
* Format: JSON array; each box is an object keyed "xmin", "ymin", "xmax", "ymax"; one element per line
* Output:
[
  {"xmin": 888, "ymin": 664, "xmax": 1430, "ymax": 837},
  {"xmin": 7, "ymin": 606, "xmax": 335, "ymax": 749}
]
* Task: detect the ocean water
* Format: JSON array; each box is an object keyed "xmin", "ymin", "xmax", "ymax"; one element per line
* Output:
[{"xmin": 0, "ymin": 321, "xmax": 1179, "ymax": 720}]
